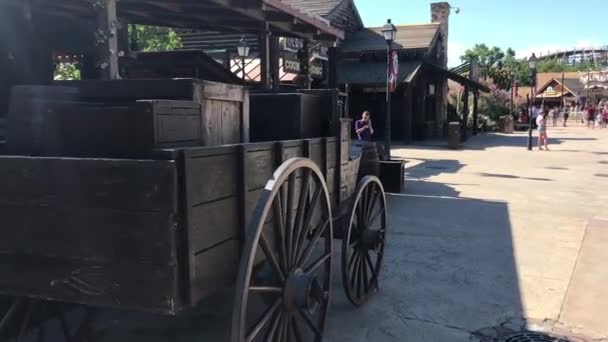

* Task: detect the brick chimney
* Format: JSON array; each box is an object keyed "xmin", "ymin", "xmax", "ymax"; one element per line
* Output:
[{"xmin": 431, "ymin": 2, "xmax": 450, "ymax": 68}]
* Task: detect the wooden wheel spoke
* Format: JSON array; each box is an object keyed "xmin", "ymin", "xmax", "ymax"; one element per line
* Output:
[
  {"xmin": 0, "ymin": 298, "xmax": 25, "ymax": 335},
  {"xmin": 349, "ymin": 239, "xmax": 359, "ymax": 249},
  {"xmin": 356, "ymin": 254, "xmax": 363, "ymax": 298},
  {"xmin": 17, "ymin": 300, "xmax": 35, "ymax": 342},
  {"xmin": 365, "ymin": 186, "xmax": 380, "ymax": 225},
  {"xmin": 304, "ymin": 252, "xmax": 331, "ymax": 275},
  {"xmin": 350, "ymin": 253, "xmax": 360, "ymax": 288},
  {"xmin": 368, "ymin": 206, "xmax": 385, "ymax": 228},
  {"xmin": 298, "ymin": 310, "xmax": 321, "ymax": 337},
  {"xmin": 296, "ymin": 219, "xmax": 329, "ymax": 267},
  {"xmin": 362, "ymin": 251, "xmax": 369, "ymax": 294},
  {"xmin": 249, "ymin": 286, "xmax": 283, "ymax": 294},
  {"xmin": 285, "ymin": 174, "xmax": 297, "ymax": 270},
  {"xmin": 291, "ymin": 315, "xmax": 304, "ymax": 342},
  {"xmin": 291, "ymin": 170, "xmax": 312, "ymax": 268},
  {"xmin": 246, "ymin": 299, "xmax": 282, "ymax": 342},
  {"xmin": 265, "ymin": 311, "xmax": 282, "ymax": 342},
  {"xmin": 293, "ymin": 180, "xmax": 322, "ymax": 267},
  {"xmin": 260, "ymin": 233, "xmax": 286, "ymax": 282},
  {"xmin": 273, "ymin": 195, "xmax": 289, "ymax": 274},
  {"xmin": 365, "ymin": 252, "xmax": 379, "ymax": 286},
  {"xmin": 348, "ymin": 249, "xmax": 359, "ymax": 277}
]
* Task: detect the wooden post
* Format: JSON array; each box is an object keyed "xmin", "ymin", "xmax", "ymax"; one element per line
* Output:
[
  {"xmin": 299, "ymin": 39, "xmax": 310, "ymax": 89},
  {"xmin": 403, "ymin": 85, "xmax": 413, "ymax": 144},
  {"xmin": 269, "ymin": 35, "xmax": 280, "ymax": 90},
  {"xmin": 96, "ymin": 0, "xmax": 120, "ymax": 80},
  {"xmin": 328, "ymin": 46, "xmax": 337, "ymax": 89},
  {"xmin": 259, "ymin": 31, "xmax": 269, "ymax": 88},
  {"xmin": 462, "ymin": 85, "xmax": 469, "ymax": 141},
  {"xmin": 472, "ymin": 90, "xmax": 479, "ymax": 136}
]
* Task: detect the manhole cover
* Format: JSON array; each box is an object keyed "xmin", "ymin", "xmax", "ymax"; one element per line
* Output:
[{"xmin": 502, "ymin": 332, "xmax": 570, "ymax": 342}]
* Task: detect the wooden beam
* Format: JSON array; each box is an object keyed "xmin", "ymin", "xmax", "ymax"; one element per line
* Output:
[
  {"xmin": 96, "ymin": 0, "xmax": 120, "ymax": 80},
  {"xmin": 473, "ymin": 90, "xmax": 479, "ymax": 136}
]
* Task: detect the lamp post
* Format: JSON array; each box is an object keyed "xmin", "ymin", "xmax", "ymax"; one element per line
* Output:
[
  {"xmin": 527, "ymin": 53, "xmax": 537, "ymax": 151},
  {"xmin": 237, "ymin": 36, "xmax": 251, "ymax": 85},
  {"xmin": 381, "ymin": 19, "xmax": 397, "ymax": 160}
]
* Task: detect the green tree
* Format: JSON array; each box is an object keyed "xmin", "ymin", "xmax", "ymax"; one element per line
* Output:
[
  {"xmin": 129, "ymin": 25, "xmax": 182, "ymax": 52},
  {"xmin": 54, "ymin": 62, "xmax": 81, "ymax": 80}
]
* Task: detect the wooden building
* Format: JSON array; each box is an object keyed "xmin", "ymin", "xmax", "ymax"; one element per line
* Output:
[
  {"xmin": 0, "ymin": 0, "xmax": 344, "ymax": 138},
  {"xmin": 176, "ymin": 0, "xmax": 363, "ymax": 88},
  {"xmin": 334, "ymin": 2, "xmax": 488, "ymax": 142}
]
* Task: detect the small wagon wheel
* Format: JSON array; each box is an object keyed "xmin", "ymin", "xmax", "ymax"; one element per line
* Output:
[
  {"xmin": 0, "ymin": 296, "xmax": 97, "ymax": 342},
  {"xmin": 341, "ymin": 176, "xmax": 387, "ymax": 306},
  {"xmin": 232, "ymin": 158, "xmax": 333, "ymax": 342}
]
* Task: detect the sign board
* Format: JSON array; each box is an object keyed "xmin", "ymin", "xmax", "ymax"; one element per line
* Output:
[
  {"xmin": 310, "ymin": 61, "xmax": 324, "ymax": 79},
  {"xmin": 283, "ymin": 53, "xmax": 301, "ymax": 73},
  {"xmin": 311, "ymin": 43, "xmax": 329, "ymax": 61},
  {"xmin": 283, "ymin": 37, "xmax": 304, "ymax": 52}
]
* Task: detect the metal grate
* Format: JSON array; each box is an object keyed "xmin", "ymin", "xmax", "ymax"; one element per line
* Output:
[{"xmin": 502, "ymin": 332, "xmax": 571, "ymax": 342}]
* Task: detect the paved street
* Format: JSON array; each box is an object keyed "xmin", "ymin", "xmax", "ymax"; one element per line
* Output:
[{"xmin": 325, "ymin": 125, "xmax": 608, "ymax": 341}]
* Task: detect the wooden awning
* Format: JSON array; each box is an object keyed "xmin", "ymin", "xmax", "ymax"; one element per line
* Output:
[{"xmin": 0, "ymin": 0, "xmax": 344, "ymax": 40}]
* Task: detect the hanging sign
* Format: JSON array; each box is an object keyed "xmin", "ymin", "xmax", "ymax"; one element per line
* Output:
[
  {"xmin": 310, "ymin": 61, "xmax": 324, "ymax": 79},
  {"xmin": 389, "ymin": 50, "xmax": 399, "ymax": 92},
  {"xmin": 283, "ymin": 37, "xmax": 304, "ymax": 52},
  {"xmin": 283, "ymin": 53, "xmax": 301, "ymax": 73},
  {"xmin": 311, "ymin": 43, "xmax": 329, "ymax": 61}
]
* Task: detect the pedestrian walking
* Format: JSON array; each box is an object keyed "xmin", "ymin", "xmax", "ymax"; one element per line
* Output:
[
  {"xmin": 536, "ymin": 111, "xmax": 549, "ymax": 150},
  {"xmin": 563, "ymin": 106, "xmax": 570, "ymax": 127},
  {"xmin": 586, "ymin": 104, "xmax": 595, "ymax": 128},
  {"xmin": 551, "ymin": 107, "xmax": 560, "ymax": 127}
]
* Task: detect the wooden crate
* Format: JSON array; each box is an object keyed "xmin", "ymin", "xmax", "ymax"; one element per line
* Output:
[
  {"xmin": 6, "ymin": 99, "xmax": 202, "ymax": 157},
  {"xmin": 249, "ymin": 93, "xmax": 321, "ymax": 142},
  {"xmin": 55, "ymin": 79, "xmax": 250, "ymax": 145}
]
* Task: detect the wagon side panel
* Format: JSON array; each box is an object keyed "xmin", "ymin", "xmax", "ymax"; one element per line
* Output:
[{"xmin": 0, "ymin": 156, "xmax": 183, "ymax": 314}]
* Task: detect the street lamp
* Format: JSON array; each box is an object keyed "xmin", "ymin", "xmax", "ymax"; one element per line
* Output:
[
  {"xmin": 381, "ymin": 19, "xmax": 397, "ymax": 160},
  {"xmin": 237, "ymin": 36, "xmax": 250, "ymax": 85},
  {"xmin": 527, "ymin": 53, "xmax": 537, "ymax": 151}
]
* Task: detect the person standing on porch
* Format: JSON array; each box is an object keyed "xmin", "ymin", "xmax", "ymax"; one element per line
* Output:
[{"xmin": 355, "ymin": 111, "xmax": 374, "ymax": 141}]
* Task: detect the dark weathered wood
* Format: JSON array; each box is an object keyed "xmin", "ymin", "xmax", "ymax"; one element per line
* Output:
[
  {"xmin": 245, "ymin": 146, "xmax": 275, "ymax": 190},
  {"xmin": 0, "ymin": 254, "xmax": 181, "ymax": 314},
  {"xmin": 6, "ymin": 98, "xmax": 203, "ymax": 157},
  {"xmin": 249, "ymin": 93, "xmax": 322, "ymax": 142},
  {"xmin": 190, "ymin": 196, "xmax": 239, "ymax": 253},
  {"xmin": 0, "ymin": 156, "xmax": 177, "ymax": 212},
  {"xmin": 190, "ymin": 239, "xmax": 240, "ymax": 304},
  {"xmin": 188, "ymin": 152, "xmax": 239, "ymax": 205},
  {"xmin": 241, "ymin": 88, "xmax": 250, "ymax": 143}
]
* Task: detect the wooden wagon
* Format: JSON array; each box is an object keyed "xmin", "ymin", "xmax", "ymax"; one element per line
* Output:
[{"xmin": 0, "ymin": 80, "xmax": 387, "ymax": 342}]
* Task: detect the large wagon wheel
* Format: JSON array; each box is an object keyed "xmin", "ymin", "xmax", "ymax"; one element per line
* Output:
[
  {"xmin": 342, "ymin": 176, "xmax": 387, "ymax": 306},
  {"xmin": 0, "ymin": 296, "xmax": 97, "ymax": 342},
  {"xmin": 232, "ymin": 158, "xmax": 333, "ymax": 342}
]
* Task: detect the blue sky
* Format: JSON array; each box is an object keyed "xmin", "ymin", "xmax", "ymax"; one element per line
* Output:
[{"xmin": 354, "ymin": 0, "xmax": 607, "ymax": 67}]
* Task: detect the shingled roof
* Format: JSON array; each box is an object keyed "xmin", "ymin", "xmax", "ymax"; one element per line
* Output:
[
  {"xmin": 340, "ymin": 23, "xmax": 440, "ymax": 53},
  {"xmin": 281, "ymin": 0, "xmax": 342, "ymax": 18}
]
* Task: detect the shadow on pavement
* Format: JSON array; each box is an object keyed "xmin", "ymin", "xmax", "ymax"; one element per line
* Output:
[{"xmin": 479, "ymin": 173, "xmax": 553, "ymax": 182}]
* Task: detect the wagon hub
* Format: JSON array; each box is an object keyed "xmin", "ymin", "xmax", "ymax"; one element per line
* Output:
[
  {"xmin": 283, "ymin": 269, "xmax": 324, "ymax": 312},
  {"xmin": 361, "ymin": 228, "xmax": 382, "ymax": 251}
]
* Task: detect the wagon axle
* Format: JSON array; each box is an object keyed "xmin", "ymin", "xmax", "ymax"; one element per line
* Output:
[{"xmin": 283, "ymin": 269, "xmax": 325, "ymax": 313}]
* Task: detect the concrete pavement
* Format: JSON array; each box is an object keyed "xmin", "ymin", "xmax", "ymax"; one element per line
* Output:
[{"xmin": 324, "ymin": 125, "xmax": 608, "ymax": 341}]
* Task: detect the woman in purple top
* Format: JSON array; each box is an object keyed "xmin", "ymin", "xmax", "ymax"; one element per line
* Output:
[{"xmin": 355, "ymin": 111, "xmax": 374, "ymax": 141}]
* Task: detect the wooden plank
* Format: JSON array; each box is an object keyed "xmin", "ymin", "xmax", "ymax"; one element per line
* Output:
[
  {"xmin": 188, "ymin": 152, "xmax": 239, "ymax": 205},
  {"xmin": 0, "ymin": 204, "xmax": 177, "ymax": 264},
  {"xmin": 309, "ymin": 140, "xmax": 323, "ymax": 169},
  {"xmin": 326, "ymin": 140, "xmax": 337, "ymax": 168},
  {"xmin": 190, "ymin": 197, "xmax": 239, "ymax": 253},
  {"xmin": 199, "ymin": 80, "xmax": 244, "ymax": 102},
  {"xmin": 245, "ymin": 146, "xmax": 275, "ymax": 190},
  {"xmin": 282, "ymin": 142, "xmax": 304, "ymax": 161},
  {"xmin": 191, "ymin": 239, "xmax": 240, "ymax": 304},
  {"xmin": 0, "ymin": 156, "xmax": 177, "ymax": 212},
  {"xmin": 241, "ymin": 88, "xmax": 250, "ymax": 143},
  {"xmin": 57, "ymin": 79, "xmax": 198, "ymax": 102},
  {"xmin": 0, "ymin": 254, "xmax": 181, "ymax": 314},
  {"xmin": 340, "ymin": 139, "xmax": 350, "ymax": 164}
]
